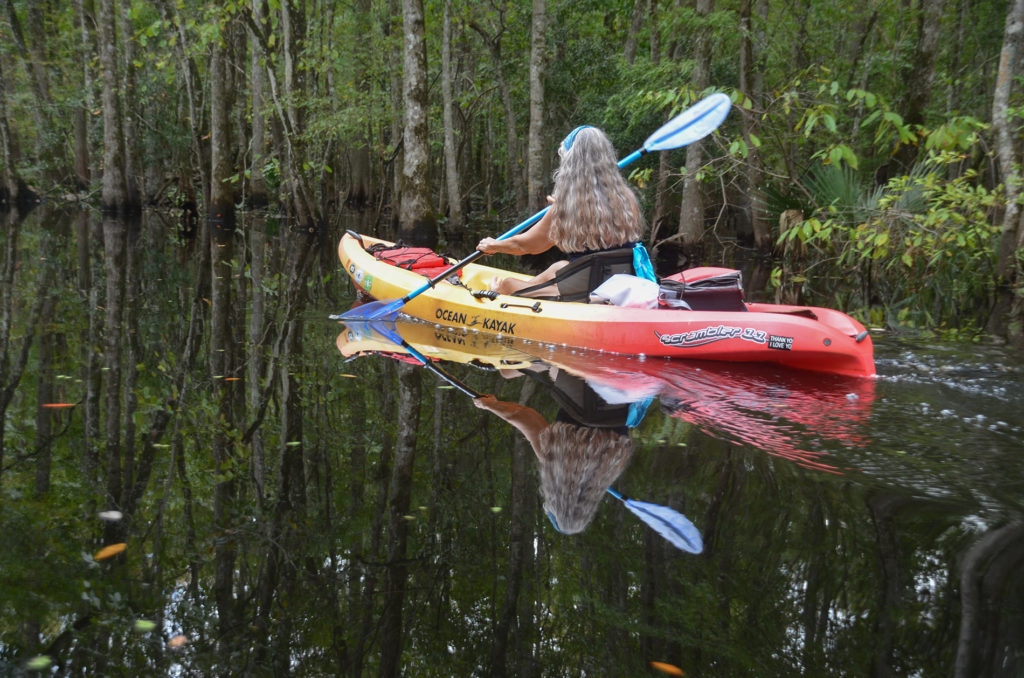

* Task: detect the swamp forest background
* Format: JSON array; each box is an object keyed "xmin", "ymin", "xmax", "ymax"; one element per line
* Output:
[
  {"xmin": 2, "ymin": 1, "xmax": 1024, "ymax": 677},
  {"xmin": 1, "ymin": 0, "xmax": 1024, "ymax": 337}
]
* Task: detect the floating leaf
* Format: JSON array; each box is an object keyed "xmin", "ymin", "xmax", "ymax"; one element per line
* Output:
[
  {"xmin": 168, "ymin": 634, "xmax": 188, "ymax": 649},
  {"xmin": 98, "ymin": 510, "xmax": 123, "ymax": 522},
  {"xmin": 650, "ymin": 661, "xmax": 685, "ymax": 676},
  {"xmin": 26, "ymin": 655, "xmax": 52, "ymax": 670},
  {"xmin": 134, "ymin": 619, "xmax": 157, "ymax": 632},
  {"xmin": 93, "ymin": 543, "xmax": 127, "ymax": 561},
  {"xmin": 337, "ymin": 374, "xmax": 358, "ymax": 378},
  {"xmin": 42, "ymin": 403, "xmax": 76, "ymax": 409},
  {"xmin": 490, "ymin": 506, "xmax": 503, "ymax": 513}
]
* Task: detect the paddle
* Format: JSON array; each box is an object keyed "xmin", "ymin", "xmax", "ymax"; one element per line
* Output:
[
  {"xmin": 340, "ymin": 92, "xmax": 732, "ymax": 322},
  {"xmin": 343, "ymin": 317, "xmax": 704, "ymax": 555}
]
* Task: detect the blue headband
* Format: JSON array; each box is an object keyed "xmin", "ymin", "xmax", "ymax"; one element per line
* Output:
[{"xmin": 562, "ymin": 125, "xmax": 593, "ymax": 151}]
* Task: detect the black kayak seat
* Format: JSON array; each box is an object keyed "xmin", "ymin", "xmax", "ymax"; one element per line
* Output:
[{"xmin": 514, "ymin": 247, "xmax": 637, "ymax": 302}]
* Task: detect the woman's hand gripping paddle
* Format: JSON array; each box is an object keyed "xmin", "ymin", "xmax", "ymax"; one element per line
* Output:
[{"xmin": 338, "ymin": 92, "xmax": 732, "ymax": 322}]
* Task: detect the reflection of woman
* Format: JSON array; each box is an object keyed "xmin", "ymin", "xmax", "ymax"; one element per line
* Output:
[
  {"xmin": 476, "ymin": 126, "xmax": 648, "ymax": 297},
  {"xmin": 473, "ymin": 368, "xmax": 643, "ymax": 534}
]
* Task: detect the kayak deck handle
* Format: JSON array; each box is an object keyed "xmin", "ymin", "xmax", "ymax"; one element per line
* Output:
[{"xmin": 500, "ymin": 301, "xmax": 543, "ymax": 313}]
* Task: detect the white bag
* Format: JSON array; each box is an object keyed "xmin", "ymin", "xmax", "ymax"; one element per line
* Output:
[{"xmin": 590, "ymin": 274, "xmax": 660, "ymax": 309}]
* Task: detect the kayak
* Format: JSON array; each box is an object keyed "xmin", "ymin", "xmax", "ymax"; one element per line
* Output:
[
  {"xmin": 336, "ymin": 317, "xmax": 875, "ymax": 472},
  {"xmin": 337, "ymin": 232, "xmax": 875, "ymax": 377}
]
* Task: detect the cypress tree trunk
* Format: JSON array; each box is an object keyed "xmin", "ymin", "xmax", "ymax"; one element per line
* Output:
[
  {"xmin": 676, "ymin": 0, "xmax": 714, "ymax": 252},
  {"xmin": 441, "ymin": 0, "xmax": 464, "ymax": 232},
  {"xmin": 210, "ymin": 40, "xmax": 236, "ymax": 229},
  {"xmin": 991, "ymin": 0, "xmax": 1024, "ymax": 342},
  {"xmin": 98, "ymin": 0, "xmax": 129, "ymax": 211},
  {"xmin": 526, "ymin": 0, "xmax": 547, "ymax": 213},
  {"xmin": 739, "ymin": 0, "xmax": 770, "ymax": 251},
  {"xmin": 398, "ymin": 0, "xmax": 436, "ymax": 243}
]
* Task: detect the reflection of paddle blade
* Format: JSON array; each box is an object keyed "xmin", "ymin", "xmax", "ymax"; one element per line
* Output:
[
  {"xmin": 622, "ymin": 498, "xmax": 703, "ymax": 554},
  {"xmin": 331, "ymin": 299, "xmax": 401, "ymax": 322}
]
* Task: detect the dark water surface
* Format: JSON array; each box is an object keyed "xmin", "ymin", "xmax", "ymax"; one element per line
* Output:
[{"xmin": 1, "ymin": 207, "xmax": 1022, "ymax": 676}]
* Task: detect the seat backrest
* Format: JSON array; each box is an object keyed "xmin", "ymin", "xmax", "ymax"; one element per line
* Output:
[{"xmin": 521, "ymin": 247, "xmax": 636, "ymax": 302}]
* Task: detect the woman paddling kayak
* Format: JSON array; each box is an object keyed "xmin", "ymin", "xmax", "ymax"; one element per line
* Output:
[{"xmin": 476, "ymin": 126, "xmax": 655, "ymax": 298}]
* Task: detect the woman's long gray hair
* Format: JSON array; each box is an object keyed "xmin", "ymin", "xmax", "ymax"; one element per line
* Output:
[
  {"xmin": 536, "ymin": 422, "xmax": 634, "ymax": 534},
  {"xmin": 548, "ymin": 127, "xmax": 645, "ymax": 253}
]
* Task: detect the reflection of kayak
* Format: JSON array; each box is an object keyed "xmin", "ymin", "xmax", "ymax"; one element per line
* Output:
[
  {"xmin": 336, "ymin": 317, "xmax": 875, "ymax": 472},
  {"xmin": 338, "ymin": 232, "xmax": 875, "ymax": 377}
]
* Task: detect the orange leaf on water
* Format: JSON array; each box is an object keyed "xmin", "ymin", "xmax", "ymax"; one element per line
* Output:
[
  {"xmin": 42, "ymin": 403, "xmax": 76, "ymax": 409},
  {"xmin": 168, "ymin": 635, "xmax": 188, "ymax": 649},
  {"xmin": 93, "ymin": 543, "xmax": 127, "ymax": 561},
  {"xmin": 649, "ymin": 661, "xmax": 685, "ymax": 676}
]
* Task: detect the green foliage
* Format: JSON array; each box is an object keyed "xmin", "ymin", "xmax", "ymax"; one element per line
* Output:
[{"xmin": 776, "ymin": 150, "xmax": 1001, "ymax": 329}]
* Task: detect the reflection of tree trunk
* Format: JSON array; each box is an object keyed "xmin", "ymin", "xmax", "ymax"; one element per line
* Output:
[
  {"xmin": 248, "ymin": 222, "xmax": 267, "ymax": 497},
  {"xmin": 77, "ymin": 213, "xmax": 102, "ymax": 495},
  {"xmin": 102, "ymin": 218, "xmax": 127, "ymax": 521},
  {"xmin": 379, "ymin": 362, "xmax": 421, "ymax": 678},
  {"xmin": 489, "ymin": 379, "xmax": 536, "ymax": 677},
  {"xmin": 1, "ymin": 213, "xmax": 52, "ymax": 483},
  {"xmin": 867, "ymin": 493, "xmax": 906, "ymax": 678},
  {"xmin": 34, "ymin": 292, "xmax": 57, "ymax": 495},
  {"xmin": 955, "ymin": 519, "xmax": 1024, "ymax": 678},
  {"xmin": 352, "ymin": 367, "xmax": 396, "ymax": 676},
  {"xmin": 210, "ymin": 225, "xmax": 238, "ymax": 638}
]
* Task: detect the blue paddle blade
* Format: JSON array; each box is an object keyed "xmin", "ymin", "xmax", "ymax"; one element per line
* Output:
[
  {"xmin": 644, "ymin": 92, "xmax": 731, "ymax": 152},
  {"xmin": 332, "ymin": 298, "xmax": 404, "ymax": 322},
  {"xmin": 621, "ymin": 497, "xmax": 703, "ymax": 554}
]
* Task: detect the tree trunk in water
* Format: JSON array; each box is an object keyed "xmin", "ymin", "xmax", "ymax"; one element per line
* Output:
[
  {"xmin": 98, "ymin": 0, "xmax": 130, "ymax": 211},
  {"xmin": 887, "ymin": 0, "xmax": 945, "ymax": 174},
  {"xmin": 991, "ymin": 0, "xmax": 1024, "ymax": 342},
  {"xmin": 2, "ymin": 0, "xmax": 59, "ymax": 182},
  {"xmin": 398, "ymin": 0, "xmax": 436, "ymax": 243},
  {"xmin": 73, "ymin": 0, "xmax": 93, "ymax": 190},
  {"xmin": 441, "ymin": 0, "xmax": 464, "ymax": 232},
  {"xmin": 676, "ymin": 0, "xmax": 713, "ymax": 251},
  {"xmin": 526, "ymin": 0, "xmax": 547, "ymax": 213},
  {"xmin": 248, "ymin": 0, "xmax": 269, "ymax": 208},
  {"xmin": 0, "ymin": 54, "xmax": 26, "ymax": 205},
  {"xmin": 379, "ymin": 362, "xmax": 421, "ymax": 678},
  {"xmin": 210, "ymin": 40, "xmax": 236, "ymax": 230},
  {"xmin": 120, "ymin": 0, "xmax": 141, "ymax": 206},
  {"xmin": 739, "ymin": 0, "xmax": 771, "ymax": 251}
]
